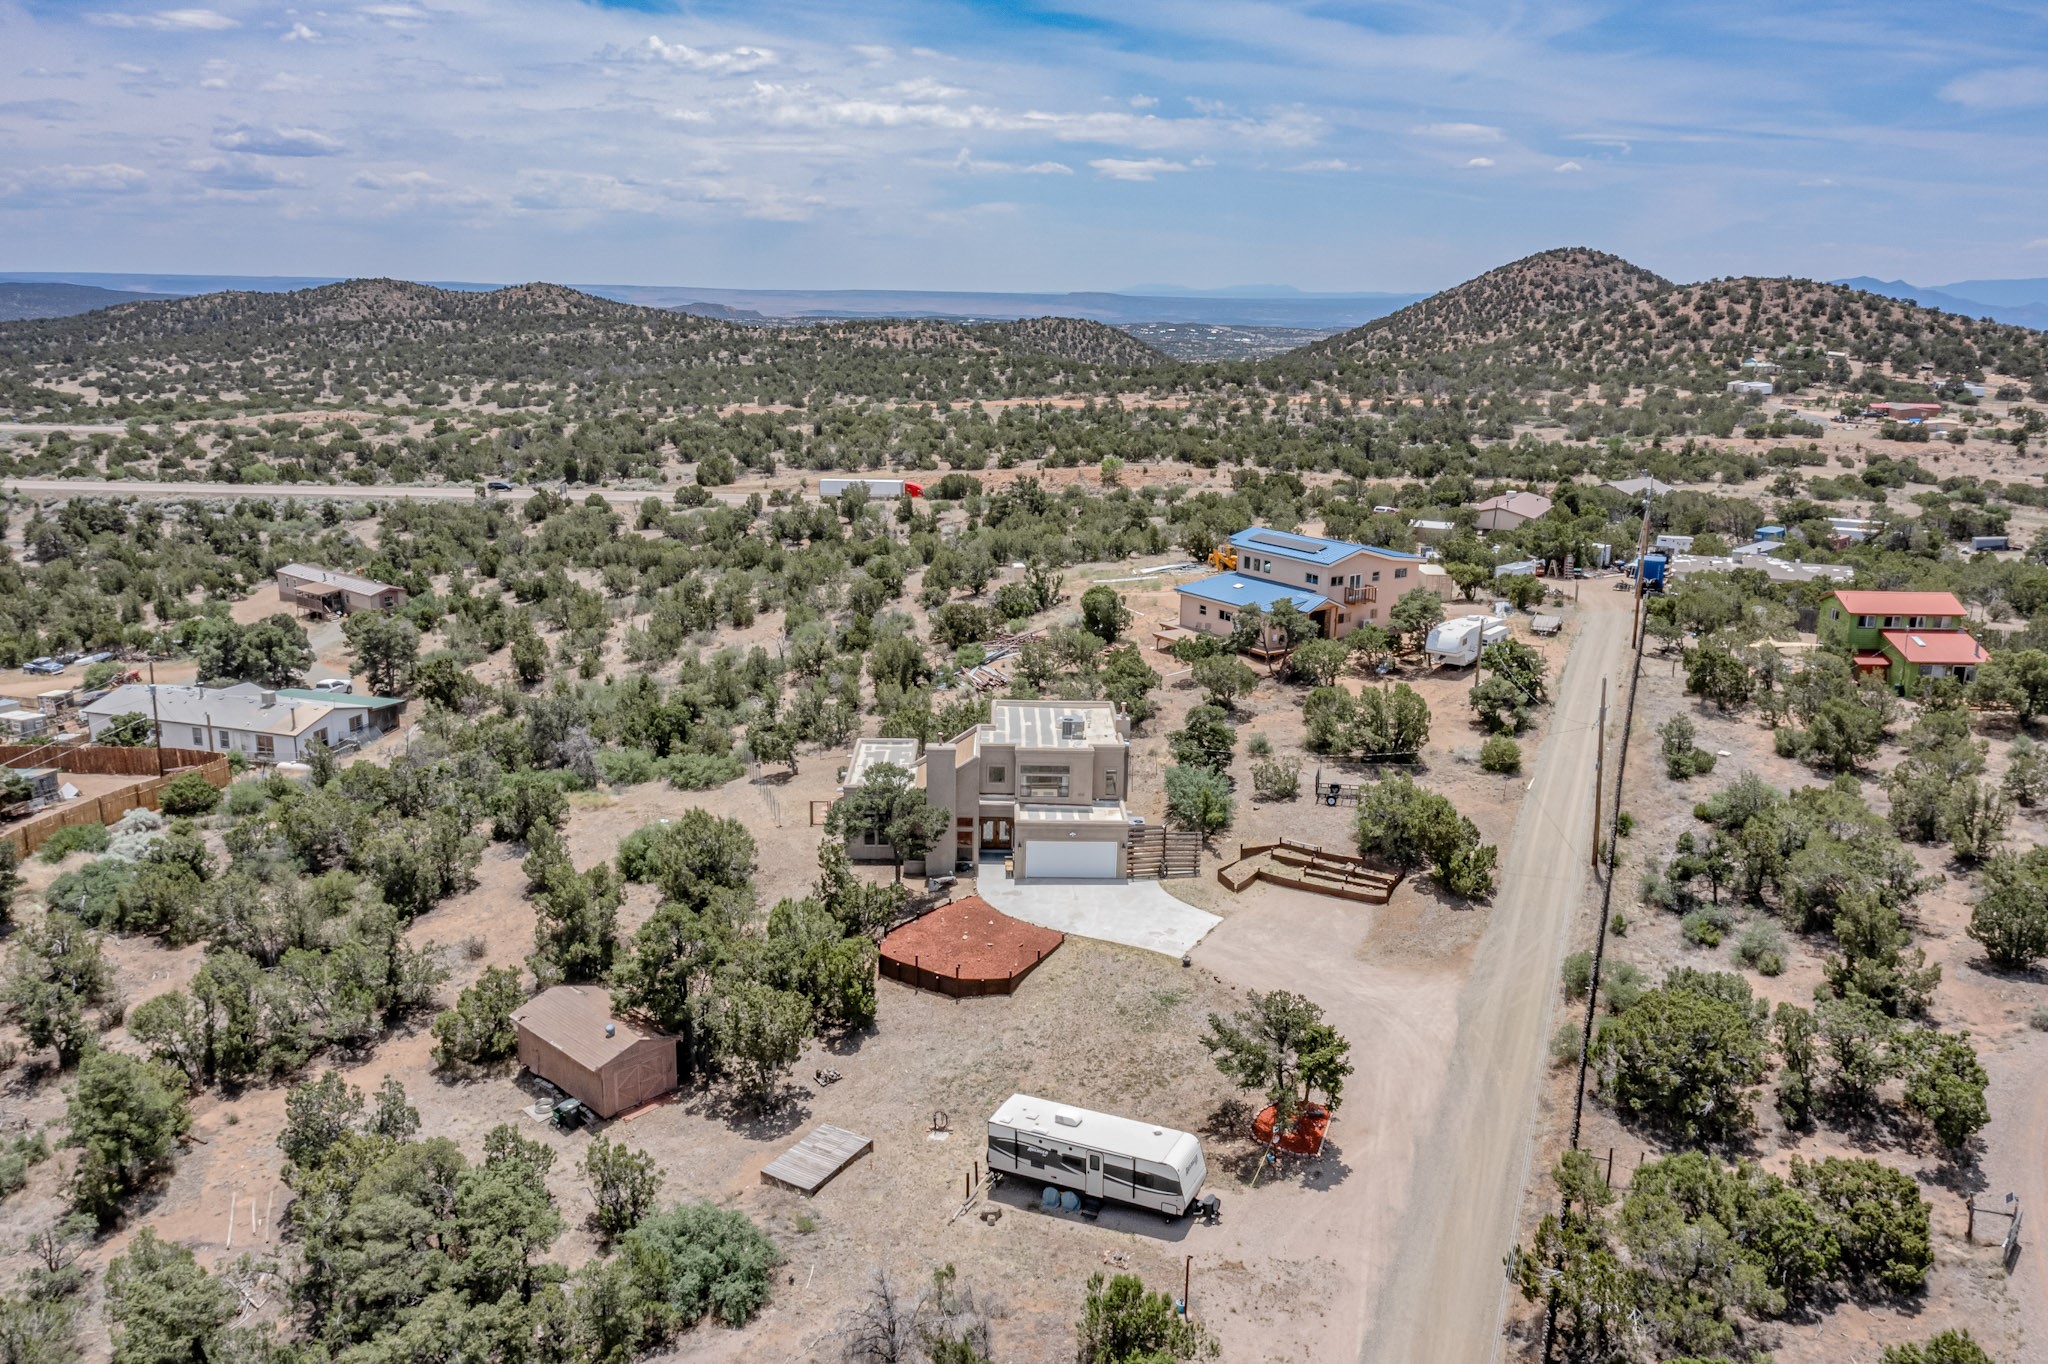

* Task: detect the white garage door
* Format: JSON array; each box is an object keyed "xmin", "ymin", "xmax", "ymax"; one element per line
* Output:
[{"xmin": 1024, "ymin": 840, "xmax": 1119, "ymax": 880}]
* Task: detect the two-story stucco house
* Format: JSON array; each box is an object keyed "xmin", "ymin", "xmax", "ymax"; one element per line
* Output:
[
  {"xmin": 842, "ymin": 699, "xmax": 1133, "ymax": 881},
  {"xmin": 1817, "ymin": 589, "xmax": 1987, "ymax": 692},
  {"xmin": 1174, "ymin": 529, "xmax": 1449, "ymax": 650}
]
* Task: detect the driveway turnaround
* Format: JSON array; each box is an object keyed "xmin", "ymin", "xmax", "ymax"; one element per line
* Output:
[{"xmin": 976, "ymin": 867, "xmax": 1220, "ymax": 957}]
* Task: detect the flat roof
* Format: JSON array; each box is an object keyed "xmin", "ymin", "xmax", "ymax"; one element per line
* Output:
[
  {"xmin": 1018, "ymin": 801, "xmax": 1130, "ymax": 823},
  {"xmin": 1175, "ymin": 573, "xmax": 1331, "ymax": 614},
  {"xmin": 989, "ymin": 1093, "xmax": 1201, "ymax": 1170},
  {"xmin": 989, "ymin": 700, "xmax": 1120, "ymax": 748},
  {"xmin": 847, "ymin": 737, "xmax": 920, "ymax": 786}
]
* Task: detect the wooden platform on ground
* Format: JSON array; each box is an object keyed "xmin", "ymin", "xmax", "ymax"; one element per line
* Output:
[
  {"xmin": 760, "ymin": 1124, "xmax": 874, "ymax": 1195},
  {"xmin": 1215, "ymin": 838, "xmax": 1402, "ymax": 904}
]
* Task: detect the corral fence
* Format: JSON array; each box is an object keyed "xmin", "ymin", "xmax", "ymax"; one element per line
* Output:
[
  {"xmin": 1126, "ymin": 826, "xmax": 1201, "ymax": 879},
  {"xmin": 1, "ymin": 745, "xmax": 231, "ymax": 857}
]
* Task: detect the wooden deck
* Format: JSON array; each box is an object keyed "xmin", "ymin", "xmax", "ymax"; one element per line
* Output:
[{"xmin": 760, "ymin": 1124, "xmax": 874, "ymax": 1195}]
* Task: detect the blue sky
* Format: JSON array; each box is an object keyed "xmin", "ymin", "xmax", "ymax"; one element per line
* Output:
[{"xmin": 2, "ymin": 0, "xmax": 2046, "ymax": 291}]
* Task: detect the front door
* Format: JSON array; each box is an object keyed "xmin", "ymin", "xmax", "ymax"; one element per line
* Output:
[
  {"xmin": 1086, "ymin": 1151, "xmax": 1103, "ymax": 1198},
  {"xmin": 980, "ymin": 816, "xmax": 1013, "ymax": 851}
]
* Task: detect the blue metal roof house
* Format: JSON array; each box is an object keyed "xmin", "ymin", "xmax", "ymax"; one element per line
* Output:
[{"xmin": 1173, "ymin": 527, "xmax": 1444, "ymax": 652}]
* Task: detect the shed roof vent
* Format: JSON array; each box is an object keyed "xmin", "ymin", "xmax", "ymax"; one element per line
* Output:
[
  {"xmin": 604, "ymin": 1022, "xmax": 616, "ymax": 1038},
  {"xmin": 1053, "ymin": 1110, "xmax": 1082, "ymax": 1128}
]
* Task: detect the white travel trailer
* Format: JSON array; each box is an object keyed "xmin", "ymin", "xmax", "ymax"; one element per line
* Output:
[
  {"xmin": 1424, "ymin": 614, "xmax": 1509, "ymax": 668},
  {"xmin": 986, "ymin": 1094, "xmax": 1206, "ymax": 1217},
  {"xmin": 818, "ymin": 478, "xmax": 922, "ymax": 498}
]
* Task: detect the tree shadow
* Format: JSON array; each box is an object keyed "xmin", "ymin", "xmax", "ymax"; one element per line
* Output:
[{"xmin": 688, "ymin": 1082, "xmax": 813, "ymax": 1141}]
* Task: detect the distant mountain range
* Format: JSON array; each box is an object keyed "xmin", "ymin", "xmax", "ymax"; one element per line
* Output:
[
  {"xmin": 0, "ymin": 281, "xmax": 181, "ymax": 322},
  {"xmin": 1832, "ymin": 276, "xmax": 2048, "ymax": 330},
  {"xmin": 0, "ymin": 272, "xmax": 1423, "ymax": 329}
]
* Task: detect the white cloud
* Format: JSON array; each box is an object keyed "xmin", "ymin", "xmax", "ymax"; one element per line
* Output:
[
  {"xmin": 282, "ymin": 22, "xmax": 320, "ymax": 42},
  {"xmin": 852, "ymin": 45, "xmax": 893, "ymax": 64},
  {"xmin": 891, "ymin": 77, "xmax": 966, "ymax": 100},
  {"xmin": 1412, "ymin": 122, "xmax": 1504, "ymax": 142},
  {"xmin": 2028, "ymin": 237, "xmax": 2048, "ymax": 250},
  {"xmin": 1090, "ymin": 157, "xmax": 1189, "ymax": 181},
  {"xmin": 1939, "ymin": 66, "xmax": 2048, "ymax": 110},
  {"xmin": 666, "ymin": 108, "xmax": 713, "ymax": 124},
  {"xmin": 1129, "ymin": 94, "xmax": 1157, "ymax": 108},
  {"xmin": 189, "ymin": 156, "xmax": 305, "ymax": 191},
  {"xmin": 642, "ymin": 38, "xmax": 776, "ymax": 74},
  {"xmin": 85, "ymin": 8, "xmax": 237, "ymax": 30},
  {"xmin": 21, "ymin": 162, "xmax": 149, "ymax": 191},
  {"xmin": 1464, "ymin": 156, "xmax": 1495, "ymax": 167},
  {"xmin": 213, "ymin": 124, "xmax": 346, "ymax": 156},
  {"xmin": 1555, "ymin": 160, "xmax": 1583, "ymax": 172},
  {"xmin": 360, "ymin": 5, "xmax": 428, "ymax": 25},
  {"xmin": 1286, "ymin": 158, "xmax": 1356, "ymax": 172},
  {"xmin": 945, "ymin": 148, "xmax": 1072, "ymax": 175}
]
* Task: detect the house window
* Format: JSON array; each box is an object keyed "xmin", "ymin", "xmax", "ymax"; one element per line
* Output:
[
  {"xmin": 988, "ymin": 765, "xmax": 1007, "ymax": 784},
  {"xmin": 1350, "ymin": 575, "xmax": 1361, "ymax": 588},
  {"xmin": 256, "ymin": 735, "xmax": 275, "ymax": 757},
  {"xmin": 190, "ymin": 727, "xmax": 205, "ymax": 745},
  {"xmin": 1019, "ymin": 764, "xmax": 1070, "ymax": 798},
  {"xmin": 1305, "ymin": 573, "xmax": 1320, "ymax": 585},
  {"xmin": 1395, "ymin": 568, "xmax": 1408, "ymax": 579},
  {"xmin": 1104, "ymin": 770, "xmax": 1118, "ymax": 798},
  {"xmin": 1371, "ymin": 570, "xmax": 1381, "ymax": 582},
  {"xmin": 1217, "ymin": 609, "xmax": 1234, "ymax": 623},
  {"xmin": 1337, "ymin": 613, "xmax": 1347, "ymax": 624},
  {"xmin": 861, "ymin": 831, "xmax": 878, "ymax": 846},
  {"xmin": 1197, "ymin": 604, "xmax": 1208, "ymax": 616},
  {"xmin": 349, "ymin": 715, "xmax": 365, "ymax": 732},
  {"xmin": 1883, "ymin": 616, "xmax": 1901, "ymax": 628}
]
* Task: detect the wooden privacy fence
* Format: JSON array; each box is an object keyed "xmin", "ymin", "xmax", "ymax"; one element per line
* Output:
[
  {"xmin": 1, "ymin": 745, "xmax": 231, "ymax": 857},
  {"xmin": 1126, "ymin": 826, "xmax": 1201, "ymax": 879}
]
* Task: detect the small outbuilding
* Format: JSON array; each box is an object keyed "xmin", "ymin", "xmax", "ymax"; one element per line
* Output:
[
  {"xmin": 511, "ymin": 985, "xmax": 676, "ymax": 1119},
  {"xmin": 880, "ymin": 895, "xmax": 1064, "ymax": 996}
]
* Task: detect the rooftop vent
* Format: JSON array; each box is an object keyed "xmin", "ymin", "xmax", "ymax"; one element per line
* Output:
[
  {"xmin": 604, "ymin": 1023, "xmax": 616, "ymax": 1038},
  {"xmin": 1054, "ymin": 1111, "xmax": 1081, "ymax": 1128},
  {"xmin": 1910, "ymin": 635, "xmax": 1926, "ymax": 647},
  {"xmin": 1059, "ymin": 715, "xmax": 1084, "ymax": 740},
  {"xmin": 259, "ymin": 690, "xmax": 278, "ymax": 707}
]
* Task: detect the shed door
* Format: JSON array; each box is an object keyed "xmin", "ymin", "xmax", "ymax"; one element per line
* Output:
[{"xmin": 1024, "ymin": 840, "xmax": 1117, "ymax": 880}]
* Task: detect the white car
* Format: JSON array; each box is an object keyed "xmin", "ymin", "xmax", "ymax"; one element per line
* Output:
[{"xmin": 312, "ymin": 678, "xmax": 354, "ymax": 694}]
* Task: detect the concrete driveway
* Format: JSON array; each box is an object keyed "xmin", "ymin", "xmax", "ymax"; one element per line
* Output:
[{"xmin": 976, "ymin": 866, "xmax": 1220, "ymax": 957}]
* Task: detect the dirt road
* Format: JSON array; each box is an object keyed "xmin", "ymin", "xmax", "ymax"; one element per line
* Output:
[{"xmin": 1361, "ymin": 602, "xmax": 1635, "ymax": 1364}]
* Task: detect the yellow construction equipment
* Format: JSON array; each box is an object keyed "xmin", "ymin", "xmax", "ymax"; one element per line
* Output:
[{"xmin": 1207, "ymin": 546, "xmax": 1237, "ymax": 571}]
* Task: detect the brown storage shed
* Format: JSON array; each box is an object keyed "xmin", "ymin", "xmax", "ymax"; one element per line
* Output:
[{"xmin": 511, "ymin": 986, "xmax": 676, "ymax": 1119}]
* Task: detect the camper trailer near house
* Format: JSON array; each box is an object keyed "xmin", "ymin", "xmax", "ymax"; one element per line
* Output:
[
  {"xmin": 1424, "ymin": 614, "xmax": 1509, "ymax": 667},
  {"xmin": 986, "ymin": 1093, "xmax": 1207, "ymax": 1217}
]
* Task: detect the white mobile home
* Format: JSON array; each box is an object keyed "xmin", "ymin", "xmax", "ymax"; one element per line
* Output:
[{"xmin": 986, "ymin": 1094, "xmax": 1206, "ymax": 1217}]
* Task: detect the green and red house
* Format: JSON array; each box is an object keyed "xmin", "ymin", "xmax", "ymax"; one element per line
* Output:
[{"xmin": 1817, "ymin": 589, "xmax": 1987, "ymax": 693}]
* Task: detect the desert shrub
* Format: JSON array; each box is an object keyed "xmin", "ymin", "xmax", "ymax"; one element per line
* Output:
[
  {"xmin": 663, "ymin": 751, "xmax": 745, "ymax": 790},
  {"xmin": 610, "ymin": 1202, "xmax": 784, "ymax": 1333},
  {"xmin": 1549, "ymin": 1022, "xmax": 1583, "ymax": 1067},
  {"xmin": 1561, "ymin": 951, "xmax": 1593, "ymax": 1000},
  {"xmin": 1245, "ymin": 733, "xmax": 1273, "ymax": 759},
  {"xmin": 1250, "ymin": 756, "xmax": 1299, "ymax": 802},
  {"xmin": 1593, "ymin": 979, "xmax": 1767, "ymax": 1141},
  {"xmin": 46, "ymin": 858, "xmax": 134, "ymax": 926},
  {"xmin": 37, "ymin": 825, "xmax": 108, "ymax": 863},
  {"xmin": 221, "ymin": 781, "xmax": 272, "ymax": 817},
  {"xmin": 1600, "ymin": 960, "xmax": 1646, "ymax": 1013},
  {"xmin": 430, "ymin": 966, "xmax": 524, "ymax": 1069},
  {"xmin": 1659, "ymin": 714, "xmax": 1718, "ymax": 779},
  {"xmin": 1880, "ymin": 1332, "xmax": 1995, "ymax": 1364},
  {"xmin": 156, "ymin": 773, "xmax": 221, "ymax": 817},
  {"xmin": 1164, "ymin": 766, "xmax": 1233, "ymax": 834},
  {"xmin": 1734, "ymin": 920, "xmax": 1786, "ymax": 975},
  {"xmin": 1479, "ymin": 735, "xmax": 1522, "ymax": 773},
  {"xmin": 1681, "ymin": 903, "xmax": 1734, "ymax": 947},
  {"xmin": 595, "ymin": 747, "xmax": 661, "ymax": 786},
  {"xmin": 1790, "ymin": 1155, "xmax": 1931, "ymax": 1294}
]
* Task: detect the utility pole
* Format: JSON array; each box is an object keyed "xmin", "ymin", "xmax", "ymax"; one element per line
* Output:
[
  {"xmin": 1629, "ymin": 480, "xmax": 1654, "ymax": 650},
  {"xmin": 146, "ymin": 658, "xmax": 163, "ymax": 776},
  {"xmin": 1592, "ymin": 676, "xmax": 1607, "ymax": 870}
]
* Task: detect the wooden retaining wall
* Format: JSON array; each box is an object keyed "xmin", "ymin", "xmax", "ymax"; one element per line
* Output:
[
  {"xmin": 1, "ymin": 746, "xmax": 232, "ymax": 857},
  {"xmin": 1214, "ymin": 838, "xmax": 1402, "ymax": 904}
]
